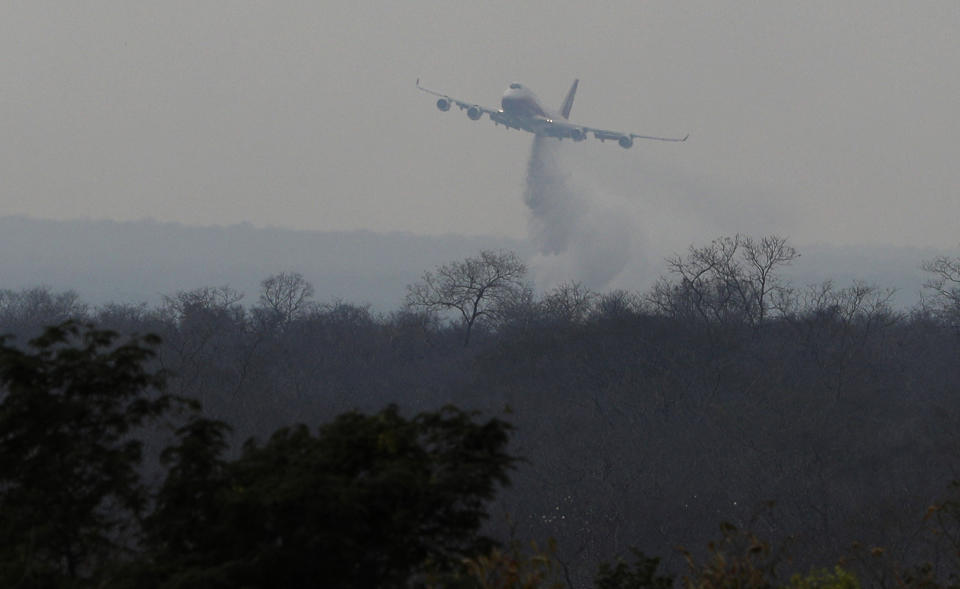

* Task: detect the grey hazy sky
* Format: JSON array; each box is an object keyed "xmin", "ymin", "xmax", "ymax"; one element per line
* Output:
[{"xmin": 2, "ymin": 2, "xmax": 958, "ymax": 250}]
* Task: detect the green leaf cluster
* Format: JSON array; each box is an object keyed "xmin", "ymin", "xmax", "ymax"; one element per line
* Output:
[{"xmin": 784, "ymin": 567, "xmax": 860, "ymax": 589}]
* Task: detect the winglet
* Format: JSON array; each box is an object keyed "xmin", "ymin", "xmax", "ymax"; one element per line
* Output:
[
  {"xmin": 416, "ymin": 78, "xmax": 445, "ymax": 98},
  {"xmin": 560, "ymin": 79, "xmax": 578, "ymax": 120}
]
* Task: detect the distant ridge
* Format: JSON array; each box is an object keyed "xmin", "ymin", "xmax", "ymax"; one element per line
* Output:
[
  {"xmin": 0, "ymin": 216, "xmax": 951, "ymax": 310},
  {"xmin": 0, "ymin": 216, "xmax": 529, "ymax": 310},
  {"xmin": 781, "ymin": 242, "xmax": 945, "ymax": 309}
]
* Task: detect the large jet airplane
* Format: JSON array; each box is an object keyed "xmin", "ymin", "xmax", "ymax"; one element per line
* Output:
[{"xmin": 416, "ymin": 78, "xmax": 688, "ymax": 149}]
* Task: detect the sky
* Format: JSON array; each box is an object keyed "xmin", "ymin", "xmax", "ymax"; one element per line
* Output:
[{"xmin": 2, "ymin": 2, "xmax": 958, "ymax": 261}]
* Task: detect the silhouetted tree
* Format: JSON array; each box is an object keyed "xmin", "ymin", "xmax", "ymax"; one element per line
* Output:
[
  {"xmin": 541, "ymin": 281, "xmax": 597, "ymax": 325},
  {"xmin": 0, "ymin": 322, "xmax": 179, "ymax": 585},
  {"xmin": 0, "ymin": 286, "xmax": 88, "ymax": 337},
  {"xmin": 157, "ymin": 286, "xmax": 248, "ymax": 400},
  {"xmin": 257, "ymin": 272, "xmax": 315, "ymax": 325},
  {"xmin": 406, "ymin": 249, "xmax": 529, "ymax": 345},
  {"xmin": 647, "ymin": 234, "xmax": 797, "ymax": 329},
  {"xmin": 922, "ymin": 253, "xmax": 960, "ymax": 324},
  {"xmin": 138, "ymin": 404, "xmax": 517, "ymax": 589},
  {"xmin": 742, "ymin": 235, "xmax": 799, "ymax": 325},
  {"xmin": 135, "ymin": 416, "xmax": 233, "ymax": 588}
]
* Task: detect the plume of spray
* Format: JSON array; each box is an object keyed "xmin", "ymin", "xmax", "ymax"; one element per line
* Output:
[{"xmin": 523, "ymin": 136, "xmax": 637, "ymax": 290}]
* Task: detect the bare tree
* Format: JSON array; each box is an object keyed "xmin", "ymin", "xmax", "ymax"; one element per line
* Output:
[
  {"xmin": 541, "ymin": 281, "xmax": 597, "ymax": 325},
  {"xmin": 406, "ymin": 250, "xmax": 528, "ymax": 346},
  {"xmin": 922, "ymin": 254, "xmax": 960, "ymax": 323},
  {"xmin": 741, "ymin": 235, "xmax": 799, "ymax": 324},
  {"xmin": 646, "ymin": 235, "xmax": 748, "ymax": 325},
  {"xmin": 591, "ymin": 289, "xmax": 641, "ymax": 323},
  {"xmin": 646, "ymin": 234, "xmax": 797, "ymax": 329},
  {"xmin": 258, "ymin": 272, "xmax": 316, "ymax": 324}
]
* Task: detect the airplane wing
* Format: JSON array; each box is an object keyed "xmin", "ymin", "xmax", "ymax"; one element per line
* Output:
[
  {"xmin": 416, "ymin": 79, "xmax": 504, "ymax": 123},
  {"xmin": 583, "ymin": 126, "xmax": 689, "ymax": 147},
  {"xmin": 538, "ymin": 119, "xmax": 688, "ymax": 148}
]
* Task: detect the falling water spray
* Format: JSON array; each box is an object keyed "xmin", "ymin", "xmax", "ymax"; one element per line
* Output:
[{"xmin": 522, "ymin": 137, "xmax": 634, "ymax": 289}]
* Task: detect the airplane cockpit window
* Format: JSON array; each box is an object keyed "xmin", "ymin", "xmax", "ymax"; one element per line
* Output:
[{"xmin": 509, "ymin": 83, "xmax": 522, "ymax": 89}]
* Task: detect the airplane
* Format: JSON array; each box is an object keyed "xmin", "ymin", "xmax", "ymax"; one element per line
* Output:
[{"xmin": 416, "ymin": 78, "xmax": 688, "ymax": 149}]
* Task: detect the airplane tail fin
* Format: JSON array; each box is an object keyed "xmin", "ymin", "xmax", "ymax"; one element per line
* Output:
[{"xmin": 560, "ymin": 79, "xmax": 578, "ymax": 119}]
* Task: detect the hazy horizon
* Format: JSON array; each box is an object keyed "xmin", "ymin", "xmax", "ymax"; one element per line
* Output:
[{"xmin": 0, "ymin": 215, "xmax": 949, "ymax": 313}]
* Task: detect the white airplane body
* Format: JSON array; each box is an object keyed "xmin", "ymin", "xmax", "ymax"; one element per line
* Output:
[{"xmin": 416, "ymin": 79, "xmax": 687, "ymax": 149}]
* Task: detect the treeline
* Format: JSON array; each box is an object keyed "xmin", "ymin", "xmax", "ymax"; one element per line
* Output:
[{"xmin": 2, "ymin": 234, "xmax": 960, "ymax": 586}]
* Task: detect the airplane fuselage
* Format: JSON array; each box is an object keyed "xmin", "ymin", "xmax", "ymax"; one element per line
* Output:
[{"xmin": 500, "ymin": 85, "xmax": 549, "ymax": 119}]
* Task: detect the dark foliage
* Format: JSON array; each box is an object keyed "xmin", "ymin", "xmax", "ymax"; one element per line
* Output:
[
  {"xmin": 0, "ymin": 322, "xmax": 177, "ymax": 585},
  {"xmin": 136, "ymin": 405, "xmax": 516, "ymax": 589},
  {"xmin": 595, "ymin": 549, "xmax": 673, "ymax": 589}
]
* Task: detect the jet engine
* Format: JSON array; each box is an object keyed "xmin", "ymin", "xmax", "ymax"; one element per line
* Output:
[
  {"xmin": 466, "ymin": 105, "xmax": 483, "ymax": 120},
  {"xmin": 618, "ymin": 136, "xmax": 634, "ymax": 149},
  {"xmin": 569, "ymin": 127, "xmax": 586, "ymax": 141},
  {"xmin": 436, "ymin": 97, "xmax": 452, "ymax": 112}
]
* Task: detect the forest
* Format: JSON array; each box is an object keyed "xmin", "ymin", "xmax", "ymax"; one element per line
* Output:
[{"xmin": 2, "ymin": 234, "xmax": 960, "ymax": 588}]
